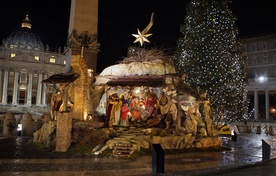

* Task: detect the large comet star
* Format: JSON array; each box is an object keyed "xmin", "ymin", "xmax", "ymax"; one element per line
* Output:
[{"xmin": 132, "ymin": 12, "xmax": 154, "ymax": 47}]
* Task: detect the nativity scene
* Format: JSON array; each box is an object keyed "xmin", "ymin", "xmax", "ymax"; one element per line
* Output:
[
  {"xmin": 94, "ymin": 46, "xmax": 218, "ymax": 135},
  {"xmin": 33, "ymin": 12, "xmax": 221, "ymax": 156}
]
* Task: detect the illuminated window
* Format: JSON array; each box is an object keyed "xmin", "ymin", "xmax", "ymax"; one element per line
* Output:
[
  {"xmin": 19, "ymin": 84, "xmax": 27, "ymax": 90},
  {"xmin": 10, "ymin": 53, "xmax": 16, "ymax": 57},
  {"xmin": 50, "ymin": 56, "xmax": 56, "ymax": 63},
  {"xmin": 34, "ymin": 56, "xmax": 39, "ymax": 61},
  {"xmin": 64, "ymin": 60, "xmax": 66, "ymax": 65}
]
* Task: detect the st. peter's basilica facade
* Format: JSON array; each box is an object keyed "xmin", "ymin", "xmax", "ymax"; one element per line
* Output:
[{"xmin": 0, "ymin": 14, "xmax": 70, "ymax": 110}]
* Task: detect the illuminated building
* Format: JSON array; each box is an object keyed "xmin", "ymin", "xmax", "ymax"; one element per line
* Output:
[
  {"xmin": 0, "ymin": 14, "xmax": 70, "ymax": 110},
  {"xmin": 242, "ymin": 33, "xmax": 276, "ymax": 120}
]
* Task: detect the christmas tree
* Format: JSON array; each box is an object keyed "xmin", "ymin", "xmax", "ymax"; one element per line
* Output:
[{"xmin": 175, "ymin": 0, "xmax": 248, "ymax": 124}]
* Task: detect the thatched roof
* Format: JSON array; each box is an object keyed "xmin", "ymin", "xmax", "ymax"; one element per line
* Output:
[{"xmin": 106, "ymin": 76, "xmax": 165, "ymax": 87}]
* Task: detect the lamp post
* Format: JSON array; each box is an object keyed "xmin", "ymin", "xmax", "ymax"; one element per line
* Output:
[
  {"xmin": 255, "ymin": 75, "xmax": 269, "ymax": 120},
  {"xmin": 256, "ymin": 76, "xmax": 268, "ymax": 83}
]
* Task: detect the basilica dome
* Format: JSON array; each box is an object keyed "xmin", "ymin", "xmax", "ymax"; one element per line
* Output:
[{"xmin": 3, "ymin": 14, "xmax": 45, "ymax": 51}]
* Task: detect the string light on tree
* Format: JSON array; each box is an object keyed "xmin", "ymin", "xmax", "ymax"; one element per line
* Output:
[{"xmin": 175, "ymin": 0, "xmax": 248, "ymax": 124}]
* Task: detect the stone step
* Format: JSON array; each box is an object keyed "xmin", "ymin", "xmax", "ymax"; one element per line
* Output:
[
  {"xmin": 113, "ymin": 148, "xmax": 134, "ymax": 153},
  {"xmin": 112, "ymin": 140, "xmax": 136, "ymax": 158},
  {"xmin": 109, "ymin": 128, "xmax": 143, "ymax": 158},
  {"xmin": 115, "ymin": 143, "xmax": 133, "ymax": 147},
  {"xmin": 112, "ymin": 149, "xmax": 135, "ymax": 158},
  {"xmin": 114, "ymin": 146, "xmax": 134, "ymax": 150}
]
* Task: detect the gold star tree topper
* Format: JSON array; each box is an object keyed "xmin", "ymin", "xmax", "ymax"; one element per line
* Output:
[{"xmin": 132, "ymin": 12, "xmax": 154, "ymax": 46}]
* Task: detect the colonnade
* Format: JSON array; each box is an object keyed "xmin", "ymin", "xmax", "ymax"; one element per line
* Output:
[
  {"xmin": 0, "ymin": 67, "xmax": 49, "ymax": 107},
  {"xmin": 252, "ymin": 89, "xmax": 270, "ymax": 120}
]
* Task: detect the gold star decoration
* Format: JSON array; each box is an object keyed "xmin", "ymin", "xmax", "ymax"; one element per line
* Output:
[
  {"xmin": 132, "ymin": 29, "xmax": 152, "ymax": 46},
  {"xmin": 132, "ymin": 12, "xmax": 154, "ymax": 47}
]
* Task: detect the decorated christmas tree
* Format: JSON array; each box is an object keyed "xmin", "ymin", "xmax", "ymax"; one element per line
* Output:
[{"xmin": 175, "ymin": 0, "xmax": 248, "ymax": 124}]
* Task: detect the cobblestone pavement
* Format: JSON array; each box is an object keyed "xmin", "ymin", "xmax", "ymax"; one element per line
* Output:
[{"xmin": 0, "ymin": 133, "xmax": 276, "ymax": 176}]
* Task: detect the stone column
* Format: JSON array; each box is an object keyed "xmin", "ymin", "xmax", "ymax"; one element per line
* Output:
[
  {"xmin": 1, "ymin": 67, "xmax": 9, "ymax": 105},
  {"xmin": 12, "ymin": 69, "xmax": 19, "ymax": 106},
  {"xmin": 0, "ymin": 68, "xmax": 3, "ymax": 103},
  {"xmin": 254, "ymin": 90, "xmax": 259, "ymax": 120},
  {"xmin": 36, "ymin": 72, "xmax": 43, "ymax": 106},
  {"xmin": 26, "ymin": 70, "xmax": 33, "ymax": 106},
  {"xmin": 55, "ymin": 112, "xmax": 72, "ymax": 152},
  {"xmin": 265, "ymin": 90, "xmax": 270, "ymax": 120},
  {"xmin": 41, "ymin": 73, "xmax": 47, "ymax": 106}
]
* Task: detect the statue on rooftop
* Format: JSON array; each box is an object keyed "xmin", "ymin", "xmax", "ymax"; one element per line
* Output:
[{"xmin": 68, "ymin": 29, "xmax": 100, "ymax": 57}]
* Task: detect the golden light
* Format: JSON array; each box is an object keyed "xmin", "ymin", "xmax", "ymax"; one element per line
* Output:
[
  {"xmin": 135, "ymin": 88, "xmax": 141, "ymax": 94},
  {"xmin": 83, "ymin": 110, "xmax": 88, "ymax": 121}
]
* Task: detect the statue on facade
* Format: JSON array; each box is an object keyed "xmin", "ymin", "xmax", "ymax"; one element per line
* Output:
[{"xmin": 68, "ymin": 29, "xmax": 100, "ymax": 57}]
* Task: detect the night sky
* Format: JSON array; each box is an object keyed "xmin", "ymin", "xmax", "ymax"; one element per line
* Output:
[{"xmin": 1, "ymin": 0, "xmax": 276, "ymax": 73}]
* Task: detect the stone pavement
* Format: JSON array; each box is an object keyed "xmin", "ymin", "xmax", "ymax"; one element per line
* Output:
[{"xmin": 0, "ymin": 133, "xmax": 275, "ymax": 176}]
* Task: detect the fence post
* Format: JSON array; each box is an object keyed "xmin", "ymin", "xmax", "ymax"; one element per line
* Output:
[
  {"xmin": 152, "ymin": 144, "xmax": 164, "ymax": 174},
  {"xmin": 262, "ymin": 139, "xmax": 270, "ymax": 160},
  {"xmin": 231, "ymin": 131, "xmax": 237, "ymax": 141}
]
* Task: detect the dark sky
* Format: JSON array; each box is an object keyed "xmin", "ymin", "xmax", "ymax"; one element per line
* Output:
[
  {"xmin": 1, "ymin": 0, "xmax": 276, "ymax": 73},
  {"xmin": 0, "ymin": 0, "xmax": 71, "ymax": 51}
]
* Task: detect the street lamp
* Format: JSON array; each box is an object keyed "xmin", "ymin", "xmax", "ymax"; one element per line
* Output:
[
  {"xmin": 256, "ymin": 75, "xmax": 268, "ymax": 83},
  {"xmin": 254, "ymin": 75, "xmax": 269, "ymax": 120}
]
